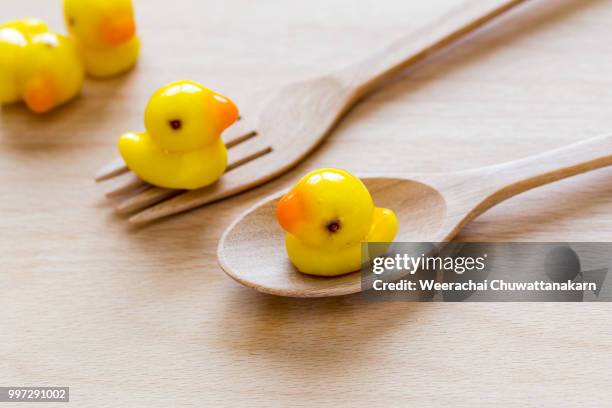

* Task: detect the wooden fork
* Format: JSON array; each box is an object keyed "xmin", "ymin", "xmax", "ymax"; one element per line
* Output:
[{"xmin": 96, "ymin": 0, "xmax": 529, "ymax": 224}]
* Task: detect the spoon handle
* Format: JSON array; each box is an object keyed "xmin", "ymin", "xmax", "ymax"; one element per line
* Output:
[
  {"xmin": 338, "ymin": 0, "xmax": 529, "ymax": 99},
  {"xmin": 469, "ymin": 133, "xmax": 612, "ymax": 215}
]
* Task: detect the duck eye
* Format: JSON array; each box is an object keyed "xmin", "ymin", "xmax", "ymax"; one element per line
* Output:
[
  {"xmin": 326, "ymin": 220, "xmax": 341, "ymax": 233},
  {"xmin": 169, "ymin": 119, "xmax": 182, "ymax": 130},
  {"xmin": 68, "ymin": 17, "xmax": 76, "ymax": 26}
]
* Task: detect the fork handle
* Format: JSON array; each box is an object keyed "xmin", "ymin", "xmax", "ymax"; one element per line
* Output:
[{"xmin": 338, "ymin": 0, "xmax": 528, "ymax": 99}]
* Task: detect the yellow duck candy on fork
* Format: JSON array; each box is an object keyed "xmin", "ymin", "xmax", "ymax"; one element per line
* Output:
[
  {"xmin": 0, "ymin": 19, "xmax": 84, "ymax": 113},
  {"xmin": 276, "ymin": 168, "xmax": 398, "ymax": 277},
  {"xmin": 118, "ymin": 80, "xmax": 239, "ymax": 190},
  {"xmin": 63, "ymin": 0, "xmax": 140, "ymax": 78}
]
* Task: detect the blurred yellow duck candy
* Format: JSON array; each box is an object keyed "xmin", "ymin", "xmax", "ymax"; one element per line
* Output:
[
  {"xmin": 276, "ymin": 168, "xmax": 398, "ymax": 277},
  {"xmin": 0, "ymin": 19, "xmax": 84, "ymax": 113},
  {"xmin": 64, "ymin": 0, "xmax": 140, "ymax": 77},
  {"xmin": 118, "ymin": 80, "xmax": 239, "ymax": 189}
]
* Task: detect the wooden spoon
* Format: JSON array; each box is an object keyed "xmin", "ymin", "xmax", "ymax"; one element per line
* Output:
[{"xmin": 218, "ymin": 133, "xmax": 612, "ymax": 297}]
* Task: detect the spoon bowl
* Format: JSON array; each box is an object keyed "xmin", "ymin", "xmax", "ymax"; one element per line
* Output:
[
  {"xmin": 218, "ymin": 133, "xmax": 612, "ymax": 297},
  {"xmin": 219, "ymin": 178, "xmax": 447, "ymax": 297}
]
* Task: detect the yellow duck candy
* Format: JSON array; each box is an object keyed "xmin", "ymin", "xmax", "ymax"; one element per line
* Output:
[
  {"xmin": 63, "ymin": 0, "xmax": 140, "ymax": 78},
  {"xmin": 118, "ymin": 80, "xmax": 239, "ymax": 190},
  {"xmin": 276, "ymin": 168, "xmax": 398, "ymax": 277},
  {"xmin": 0, "ymin": 19, "xmax": 84, "ymax": 113}
]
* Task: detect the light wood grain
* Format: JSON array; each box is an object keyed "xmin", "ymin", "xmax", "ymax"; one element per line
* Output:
[
  {"xmin": 97, "ymin": 0, "xmax": 528, "ymax": 225},
  {"xmin": 1, "ymin": 0, "xmax": 611, "ymax": 406}
]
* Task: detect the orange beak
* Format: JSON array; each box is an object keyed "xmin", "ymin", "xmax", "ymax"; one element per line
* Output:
[
  {"xmin": 213, "ymin": 94, "xmax": 239, "ymax": 133},
  {"xmin": 276, "ymin": 190, "xmax": 304, "ymax": 233},
  {"xmin": 24, "ymin": 75, "xmax": 58, "ymax": 114},
  {"xmin": 100, "ymin": 11, "xmax": 136, "ymax": 45}
]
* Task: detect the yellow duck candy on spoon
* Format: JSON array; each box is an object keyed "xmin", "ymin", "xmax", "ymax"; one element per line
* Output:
[
  {"xmin": 118, "ymin": 80, "xmax": 239, "ymax": 190},
  {"xmin": 276, "ymin": 168, "xmax": 398, "ymax": 277},
  {"xmin": 0, "ymin": 19, "xmax": 84, "ymax": 113},
  {"xmin": 63, "ymin": 0, "xmax": 140, "ymax": 78}
]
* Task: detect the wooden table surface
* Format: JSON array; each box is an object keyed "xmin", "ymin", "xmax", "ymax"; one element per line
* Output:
[{"xmin": 1, "ymin": 0, "xmax": 611, "ymax": 406}]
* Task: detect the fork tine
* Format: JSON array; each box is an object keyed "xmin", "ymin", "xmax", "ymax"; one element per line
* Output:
[
  {"xmin": 226, "ymin": 136, "xmax": 272, "ymax": 172},
  {"xmin": 223, "ymin": 119, "xmax": 258, "ymax": 148},
  {"xmin": 115, "ymin": 186, "xmax": 180, "ymax": 214},
  {"xmin": 115, "ymin": 137, "xmax": 272, "ymax": 214},
  {"xmin": 104, "ymin": 172, "xmax": 148, "ymax": 198},
  {"xmin": 94, "ymin": 120, "xmax": 257, "ymax": 182},
  {"xmin": 104, "ymin": 136, "xmax": 268, "ymax": 201},
  {"xmin": 95, "ymin": 157, "xmax": 128, "ymax": 182},
  {"xmin": 128, "ymin": 151, "xmax": 279, "ymax": 224}
]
